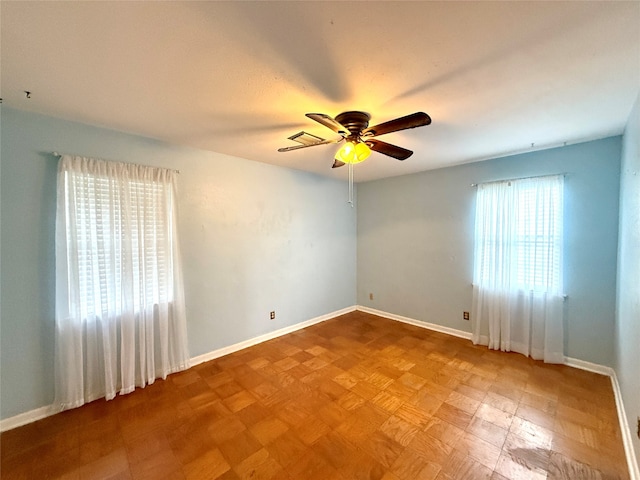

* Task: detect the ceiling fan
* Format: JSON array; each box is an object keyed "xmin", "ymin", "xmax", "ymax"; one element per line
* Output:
[{"xmin": 278, "ymin": 111, "xmax": 432, "ymax": 168}]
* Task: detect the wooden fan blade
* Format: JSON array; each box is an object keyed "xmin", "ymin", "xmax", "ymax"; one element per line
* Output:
[
  {"xmin": 362, "ymin": 112, "xmax": 431, "ymax": 138},
  {"xmin": 278, "ymin": 139, "xmax": 338, "ymax": 152},
  {"xmin": 332, "ymin": 159, "xmax": 346, "ymax": 169},
  {"xmin": 306, "ymin": 113, "xmax": 350, "ymax": 136},
  {"xmin": 366, "ymin": 139, "xmax": 413, "ymax": 160}
]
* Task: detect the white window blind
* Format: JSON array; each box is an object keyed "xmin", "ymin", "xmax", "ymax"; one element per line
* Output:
[
  {"xmin": 69, "ymin": 173, "xmax": 171, "ymax": 320},
  {"xmin": 474, "ymin": 175, "xmax": 563, "ymax": 295}
]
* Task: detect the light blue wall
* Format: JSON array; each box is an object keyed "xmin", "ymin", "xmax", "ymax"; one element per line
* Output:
[
  {"xmin": 616, "ymin": 93, "xmax": 640, "ymax": 462},
  {"xmin": 0, "ymin": 105, "xmax": 629, "ymax": 424},
  {"xmin": 358, "ymin": 137, "xmax": 621, "ymax": 366},
  {"xmin": 0, "ymin": 107, "xmax": 357, "ymax": 420}
]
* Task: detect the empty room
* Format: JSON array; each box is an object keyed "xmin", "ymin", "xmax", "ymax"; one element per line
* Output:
[{"xmin": 1, "ymin": 1, "xmax": 639, "ymax": 479}]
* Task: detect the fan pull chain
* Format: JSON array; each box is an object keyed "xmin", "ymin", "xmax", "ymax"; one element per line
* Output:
[{"xmin": 348, "ymin": 162, "xmax": 354, "ymax": 207}]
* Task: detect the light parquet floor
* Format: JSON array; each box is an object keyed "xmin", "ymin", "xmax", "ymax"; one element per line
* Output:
[{"xmin": 0, "ymin": 311, "xmax": 630, "ymax": 479}]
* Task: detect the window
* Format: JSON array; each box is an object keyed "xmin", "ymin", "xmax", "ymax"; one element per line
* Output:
[
  {"xmin": 68, "ymin": 173, "xmax": 171, "ymax": 320},
  {"xmin": 474, "ymin": 175, "xmax": 563, "ymax": 295}
]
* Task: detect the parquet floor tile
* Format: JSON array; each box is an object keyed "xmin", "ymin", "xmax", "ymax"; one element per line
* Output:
[{"xmin": 0, "ymin": 311, "xmax": 631, "ymax": 479}]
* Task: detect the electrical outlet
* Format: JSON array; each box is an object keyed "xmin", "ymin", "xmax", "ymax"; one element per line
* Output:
[
  {"xmin": 463, "ymin": 311, "xmax": 470, "ymax": 321},
  {"xmin": 369, "ymin": 293, "xmax": 374, "ymax": 301},
  {"xmin": 270, "ymin": 311, "xmax": 275, "ymax": 320}
]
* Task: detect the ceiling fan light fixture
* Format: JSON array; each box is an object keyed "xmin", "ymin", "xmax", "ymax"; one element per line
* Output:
[
  {"xmin": 355, "ymin": 141, "xmax": 371, "ymax": 162},
  {"xmin": 335, "ymin": 140, "xmax": 371, "ymax": 164}
]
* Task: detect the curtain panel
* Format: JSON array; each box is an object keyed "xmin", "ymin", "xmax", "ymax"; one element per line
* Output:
[
  {"xmin": 471, "ymin": 175, "xmax": 564, "ymax": 363},
  {"xmin": 54, "ymin": 155, "xmax": 189, "ymax": 411}
]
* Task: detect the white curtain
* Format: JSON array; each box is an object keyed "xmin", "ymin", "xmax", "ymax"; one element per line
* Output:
[
  {"xmin": 55, "ymin": 155, "xmax": 190, "ymax": 411},
  {"xmin": 471, "ymin": 175, "xmax": 564, "ymax": 363}
]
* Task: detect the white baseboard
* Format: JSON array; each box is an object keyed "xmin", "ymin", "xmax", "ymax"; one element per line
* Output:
[
  {"xmin": 190, "ymin": 306, "xmax": 356, "ymax": 366},
  {"xmin": 0, "ymin": 305, "xmax": 355, "ymax": 433},
  {"xmin": 356, "ymin": 305, "xmax": 473, "ymax": 340},
  {"xmin": 563, "ymin": 356, "xmax": 614, "ymax": 377},
  {"xmin": 0, "ymin": 405, "xmax": 56, "ymax": 432},
  {"xmin": 610, "ymin": 370, "xmax": 640, "ymax": 480}
]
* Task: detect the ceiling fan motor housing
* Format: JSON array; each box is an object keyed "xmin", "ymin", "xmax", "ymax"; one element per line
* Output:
[{"xmin": 335, "ymin": 111, "xmax": 370, "ymax": 140}]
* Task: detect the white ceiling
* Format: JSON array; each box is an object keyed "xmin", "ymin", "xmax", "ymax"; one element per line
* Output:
[{"xmin": 2, "ymin": 1, "xmax": 639, "ymax": 182}]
